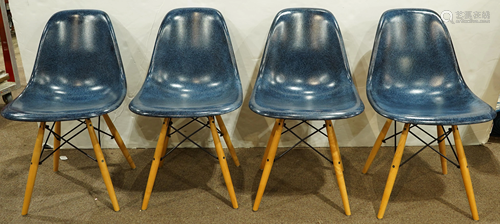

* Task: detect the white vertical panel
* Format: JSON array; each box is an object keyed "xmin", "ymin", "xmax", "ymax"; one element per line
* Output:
[{"xmin": 10, "ymin": 0, "xmax": 500, "ymax": 148}]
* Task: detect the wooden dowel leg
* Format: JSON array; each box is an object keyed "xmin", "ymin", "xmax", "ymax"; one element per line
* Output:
[
  {"xmin": 363, "ymin": 119, "xmax": 393, "ymax": 174},
  {"xmin": 86, "ymin": 119, "xmax": 120, "ymax": 212},
  {"xmin": 22, "ymin": 122, "xmax": 46, "ymax": 215},
  {"xmin": 209, "ymin": 116, "xmax": 238, "ymax": 208},
  {"xmin": 377, "ymin": 123, "xmax": 410, "ymax": 219},
  {"xmin": 215, "ymin": 115, "xmax": 240, "ymax": 167},
  {"xmin": 102, "ymin": 114, "xmax": 136, "ymax": 169},
  {"xmin": 260, "ymin": 120, "xmax": 280, "ymax": 170},
  {"xmin": 437, "ymin": 125, "xmax": 448, "ymax": 175},
  {"xmin": 53, "ymin": 121, "xmax": 61, "ymax": 172},
  {"xmin": 452, "ymin": 125, "xmax": 479, "ymax": 220},
  {"xmin": 253, "ymin": 119, "xmax": 284, "ymax": 211},
  {"xmin": 142, "ymin": 118, "xmax": 170, "ymax": 210},
  {"xmin": 325, "ymin": 120, "xmax": 351, "ymax": 216},
  {"xmin": 159, "ymin": 118, "xmax": 172, "ymax": 168}
]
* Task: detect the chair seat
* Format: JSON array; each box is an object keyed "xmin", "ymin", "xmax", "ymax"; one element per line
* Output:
[
  {"xmin": 1, "ymin": 89, "xmax": 124, "ymax": 122},
  {"xmin": 249, "ymin": 86, "xmax": 364, "ymax": 120},
  {"xmin": 128, "ymin": 8, "xmax": 242, "ymax": 119},
  {"xmin": 248, "ymin": 8, "xmax": 364, "ymax": 121},
  {"xmin": 369, "ymin": 89, "xmax": 496, "ymax": 125},
  {"xmin": 129, "ymin": 83, "xmax": 242, "ymax": 118}
]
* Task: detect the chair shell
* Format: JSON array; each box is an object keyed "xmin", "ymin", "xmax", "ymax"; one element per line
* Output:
[
  {"xmin": 363, "ymin": 8, "xmax": 495, "ymax": 220},
  {"xmin": 130, "ymin": 8, "xmax": 242, "ymax": 211},
  {"xmin": 249, "ymin": 8, "xmax": 363, "ymax": 120},
  {"xmin": 366, "ymin": 8, "xmax": 495, "ymax": 125},
  {"xmin": 129, "ymin": 8, "xmax": 242, "ymax": 118},
  {"xmin": 1, "ymin": 10, "xmax": 126, "ymax": 122},
  {"xmin": 250, "ymin": 8, "xmax": 363, "ymax": 215},
  {"xmin": 0, "ymin": 10, "xmax": 135, "ymax": 215}
]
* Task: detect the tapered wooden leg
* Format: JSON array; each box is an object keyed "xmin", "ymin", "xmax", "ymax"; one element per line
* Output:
[
  {"xmin": 102, "ymin": 114, "xmax": 136, "ymax": 169},
  {"xmin": 363, "ymin": 119, "xmax": 393, "ymax": 174},
  {"xmin": 452, "ymin": 125, "xmax": 479, "ymax": 220},
  {"xmin": 85, "ymin": 119, "xmax": 120, "ymax": 212},
  {"xmin": 260, "ymin": 120, "xmax": 280, "ymax": 170},
  {"xmin": 437, "ymin": 125, "xmax": 448, "ymax": 175},
  {"xmin": 142, "ymin": 118, "xmax": 170, "ymax": 210},
  {"xmin": 209, "ymin": 116, "xmax": 238, "ymax": 208},
  {"xmin": 53, "ymin": 121, "xmax": 61, "ymax": 172},
  {"xmin": 377, "ymin": 123, "xmax": 410, "ymax": 219},
  {"xmin": 325, "ymin": 120, "xmax": 351, "ymax": 216},
  {"xmin": 215, "ymin": 115, "xmax": 240, "ymax": 167},
  {"xmin": 253, "ymin": 119, "xmax": 284, "ymax": 211},
  {"xmin": 159, "ymin": 118, "xmax": 172, "ymax": 168},
  {"xmin": 22, "ymin": 122, "xmax": 46, "ymax": 215}
]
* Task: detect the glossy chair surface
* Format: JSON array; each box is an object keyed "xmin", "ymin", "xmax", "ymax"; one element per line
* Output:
[
  {"xmin": 367, "ymin": 8, "xmax": 495, "ymax": 125},
  {"xmin": 363, "ymin": 9, "xmax": 495, "ymax": 220},
  {"xmin": 129, "ymin": 8, "xmax": 242, "ymax": 118},
  {"xmin": 1, "ymin": 10, "xmax": 126, "ymax": 122},
  {"xmin": 0, "ymin": 10, "xmax": 136, "ymax": 215},
  {"xmin": 250, "ymin": 8, "xmax": 361, "ymax": 215},
  {"xmin": 249, "ymin": 8, "xmax": 363, "ymax": 120},
  {"xmin": 132, "ymin": 8, "xmax": 241, "ymax": 210}
]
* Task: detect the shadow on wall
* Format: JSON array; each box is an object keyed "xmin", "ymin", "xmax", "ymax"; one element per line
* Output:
[
  {"xmin": 234, "ymin": 50, "xmax": 275, "ymax": 148},
  {"xmin": 334, "ymin": 51, "xmax": 376, "ymax": 146},
  {"xmin": 333, "ymin": 24, "xmax": 380, "ymax": 147},
  {"xmin": 462, "ymin": 42, "xmax": 500, "ymax": 144}
]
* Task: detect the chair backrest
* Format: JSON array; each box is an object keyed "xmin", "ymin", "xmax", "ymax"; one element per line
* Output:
[
  {"xmin": 28, "ymin": 10, "xmax": 126, "ymax": 104},
  {"xmin": 367, "ymin": 9, "xmax": 467, "ymax": 103},
  {"xmin": 143, "ymin": 8, "xmax": 241, "ymax": 101},
  {"xmin": 255, "ymin": 8, "xmax": 354, "ymax": 98}
]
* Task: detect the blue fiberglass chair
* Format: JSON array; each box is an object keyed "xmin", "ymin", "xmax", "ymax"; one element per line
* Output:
[
  {"xmin": 249, "ymin": 8, "xmax": 364, "ymax": 215},
  {"xmin": 129, "ymin": 8, "xmax": 242, "ymax": 210},
  {"xmin": 0, "ymin": 10, "xmax": 136, "ymax": 214},
  {"xmin": 361, "ymin": 9, "xmax": 496, "ymax": 220}
]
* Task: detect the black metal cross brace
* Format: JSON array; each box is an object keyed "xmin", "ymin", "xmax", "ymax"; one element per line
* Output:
[
  {"xmin": 274, "ymin": 120, "xmax": 334, "ymax": 164},
  {"xmin": 37, "ymin": 117, "xmax": 115, "ymax": 165},
  {"xmin": 160, "ymin": 117, "xmax": 222, "ymax": 161},
  {"xmin": 382, "ymin": 123, "xmax": 460, "ymax": 168}
]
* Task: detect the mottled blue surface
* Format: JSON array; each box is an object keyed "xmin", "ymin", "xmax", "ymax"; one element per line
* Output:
[
  {"xmin": 367, "ymin": 8, "xmax": 495, "ymax": 125},
  {"xmin": 129, "ymin": 8, "xmax": 242, "ymax": 118},
  {"xmin": 1, "ymin": 10, "xmax": 126, "ymax": 122},
  {"xmin": 249, "ymin": 8, "xmax": 364, "ymax": 120}
]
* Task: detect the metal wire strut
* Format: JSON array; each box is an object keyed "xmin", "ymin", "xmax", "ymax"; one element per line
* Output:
[
  {"xmin": 160, "ymin": 117, "xmax": 221, "ymax": 161},
  {"xmin": 37, "ymin": 116, "xmax": 115, "ymax": 164},
  {"xmin": 273, "ymin": 120, "xmax": 334, "ymax": 164},
  {"xmin": 381, "ymin": 124, "xmax": 460, "ymax": 168}
]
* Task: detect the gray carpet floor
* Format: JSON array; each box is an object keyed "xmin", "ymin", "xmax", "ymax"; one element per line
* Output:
[
  {"xmin": 3, "ymin": 35, "xmax": 500, "ymax": 224},
  {"xmin": 1, "ymin": 87, "xmax": 500, "ymax": 223},
  {"xmin": 2, "ymin": 119, "xmax": 500, "ymax": 223}
]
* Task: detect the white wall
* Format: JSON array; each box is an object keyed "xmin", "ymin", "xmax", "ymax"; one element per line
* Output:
[{"xmin": 10, "ymin": 0, "xmax": 500, "ymax": 149}]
